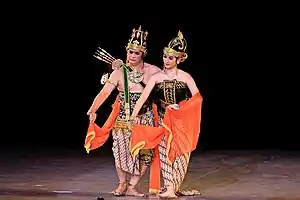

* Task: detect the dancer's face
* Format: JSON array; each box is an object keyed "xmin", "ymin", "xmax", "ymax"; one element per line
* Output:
[
  {"xmin": 127, "ymin": 48, "xmax": 143, "ymax": 66},
  {"xmin": 163, "ymin": 54, "xmax": 177, "ymax": 69}
]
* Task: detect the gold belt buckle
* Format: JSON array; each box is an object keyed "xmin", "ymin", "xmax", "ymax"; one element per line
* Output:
[{"xmin": 114, "ymin": 119, "xmax": 134, "ymax": 130}]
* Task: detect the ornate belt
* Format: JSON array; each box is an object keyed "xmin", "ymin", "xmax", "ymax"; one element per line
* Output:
[{"xmin": 114, "ymin": 118, "xmax": 134, "ymax": 130}]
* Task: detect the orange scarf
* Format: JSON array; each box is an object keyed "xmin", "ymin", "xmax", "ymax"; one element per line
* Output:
[
  {"xmin": 84, "ymin": 95, "xmax": 120, "ymax": 153},
  {"xmin": 130, "ymin": 92, "xmax": 203, "ymax": 193}
]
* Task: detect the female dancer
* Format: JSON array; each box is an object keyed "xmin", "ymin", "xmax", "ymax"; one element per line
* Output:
[{"xmin": 130, "ymin": 31, "xmax": 203, "ymax": 198}]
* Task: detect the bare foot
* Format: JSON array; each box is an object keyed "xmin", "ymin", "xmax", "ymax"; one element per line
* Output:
[
  {"xmin": 126, "ymin": 185, "xmax": 148, "ymax": 197},
  {"xmin": 158, "ymin": 189, "xmax": 177, "ymax": 198},
  {"xmin": 112, "ymin": 182, "xmax": 128, "ymax": 196}
]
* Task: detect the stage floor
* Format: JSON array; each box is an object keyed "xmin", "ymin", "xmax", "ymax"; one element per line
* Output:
[{"xmin": 0, "ymin": 149, "xmax": 299, "ymax": 200}]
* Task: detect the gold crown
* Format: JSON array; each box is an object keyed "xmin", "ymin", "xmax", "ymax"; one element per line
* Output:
[
  {"xmin": 126, "ymin": 25, "xmax": 148, "ymax": 53},
  {"xmin": 163, "ymin": 30, "xmax": 188, "ymax": 62}
]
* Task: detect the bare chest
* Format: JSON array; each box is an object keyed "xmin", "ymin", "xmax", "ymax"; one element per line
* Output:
[{"xmin": 117, "ymin": 73, "xmax": 144, "ymax": 92}]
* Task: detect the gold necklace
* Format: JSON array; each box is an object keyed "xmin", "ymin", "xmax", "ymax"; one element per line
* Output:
[{"xmin": 128, "ymin": 66, "xmax": 144, "ymax": 83}]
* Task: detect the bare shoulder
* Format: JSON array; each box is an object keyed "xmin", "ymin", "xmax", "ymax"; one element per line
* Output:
[
  {"xmin": 144, "ymin": 62, "xmax": 159, "ymax": 69},
  {"xmin": 178, "ymin": 69, "xmax": 194, "ymax": 80},
  {"xmin": 144, "ymin": 62, "xmax": 162, "ymax": 73},
  {"xmin": 115, "ymin": 67, "xmax": 124, "ymax": 74},
  {"xmin": 149, "ymin": 70, "xmax": 163, "ymax": 82},
  {"xmin": 109, "ymin": 67, "xmax": 123, "ymax": 79}
]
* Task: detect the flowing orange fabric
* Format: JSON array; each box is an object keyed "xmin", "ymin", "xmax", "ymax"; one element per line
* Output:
[
  {"xmin": 130, "ymin": 92, "xmax": 203, "ymax": 193},
  {"xmin": 84, "ymin": 95, "xmax": 120, "ymax": 153}
]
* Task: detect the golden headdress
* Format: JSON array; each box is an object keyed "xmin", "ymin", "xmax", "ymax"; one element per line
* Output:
[
  {"xmin": 126, "ymin": 25, "xmax": 148, "ymax": 55},
  {"xmin": 163, "ymin": 30, "xmax": 188, "ymax": 62}
]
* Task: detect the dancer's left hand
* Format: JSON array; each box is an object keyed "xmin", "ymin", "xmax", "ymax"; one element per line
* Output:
[{"xmin": 167, "ymin": 104, "xmax": 179, "ymax": 110}]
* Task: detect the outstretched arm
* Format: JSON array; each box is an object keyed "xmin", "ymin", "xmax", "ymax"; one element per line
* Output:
[
  {"xmin": 131, "ymin": 76, "xmax": 156, "ymax": 118},
  {"xmin": 186, "ymin": 73, "xmax": 199, "ymax": 96},
  {"xmin": 87, "ymin": 70, "xmax": 119, "ymax": 114},
  {"xmin": 87, "ymin": 83, "xmax": 116, "ymax": 114}
]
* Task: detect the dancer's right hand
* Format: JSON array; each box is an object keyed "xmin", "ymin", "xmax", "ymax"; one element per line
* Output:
[
  {"xmin": 130, "ymin": 115, "xmax": 140, "ymax": 124},
  {"xmin": 88, "ymin": 112, "xmax": 97, "ymax": 123}
]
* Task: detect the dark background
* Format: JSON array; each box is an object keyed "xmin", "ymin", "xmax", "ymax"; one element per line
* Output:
[{"xmin": 2, "ymin": 5, "xmax": 296, "ymax": 154}]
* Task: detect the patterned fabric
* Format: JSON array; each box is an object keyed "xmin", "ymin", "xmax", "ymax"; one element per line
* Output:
[
  {"xmin": 159, "ymin": 137, "xmax": 190, "ymax": 192},
  {"xmin": 118, "ymin": 92, "xmax": 152, "ymax": 119},
  {"xmin": 112, "ymin": 92, "xmax": 154, "ymax": 175},
  {"xmin": 157, "ymin": 116, "xmax": 190, "ymax": 192},
  {"xmin": 153, "ymin": 81, "xmax": 201, "ymax": 195}
]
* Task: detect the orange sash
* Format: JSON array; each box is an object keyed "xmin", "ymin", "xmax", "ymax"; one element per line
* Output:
[
  {"xmin": 84, "ymin": 95, "xmax": 120, "ymax": 153},
  {"xmin": 130, "ymin": 92, "xmax": 203, "ymax": 193}
]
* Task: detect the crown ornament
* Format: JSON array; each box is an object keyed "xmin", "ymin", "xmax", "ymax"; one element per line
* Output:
[
  {"xmin": 163, "ymin": 30, "xmax": 188, "ymax": 62},
  {"xmin": 93, "ymin": 26, "xmax": 149, "ymax": 85},
  {"xmin": 126, "ymin": 25, "xmax": 148, "ymax": 54}
]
